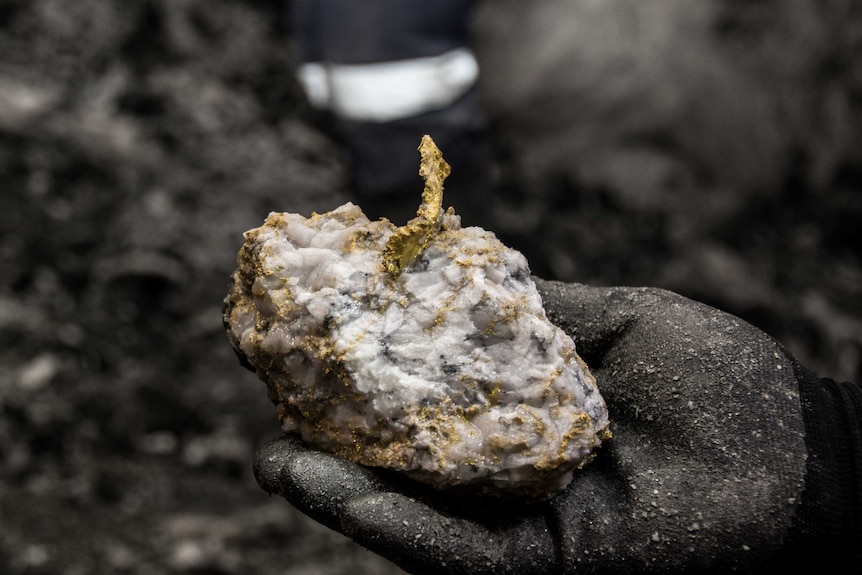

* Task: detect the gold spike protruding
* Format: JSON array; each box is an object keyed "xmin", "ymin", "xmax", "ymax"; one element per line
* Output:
[{"xmin": 382, "ymin": 135, "xmax": 451, "ymax": 278}]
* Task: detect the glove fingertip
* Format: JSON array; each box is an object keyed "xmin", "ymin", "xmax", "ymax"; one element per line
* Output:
[{"xmin": 253, "ymin": 435, "xmax": 307, "ymax": 495}]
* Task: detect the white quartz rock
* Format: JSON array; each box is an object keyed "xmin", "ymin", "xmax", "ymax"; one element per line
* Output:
[{"xmin": 224, "ymin": 202, "xmax": 610, "ymax": 498}]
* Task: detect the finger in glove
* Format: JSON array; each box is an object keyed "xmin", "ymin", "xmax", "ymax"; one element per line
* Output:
[{"xmin": 342, "ymin": 491, "xmax": 559, "ymax": 575}]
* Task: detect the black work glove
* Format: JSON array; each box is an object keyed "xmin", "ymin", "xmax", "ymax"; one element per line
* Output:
[{"xmin": 254, "ymin": 280, "xmax": 861, "ymax": 574}]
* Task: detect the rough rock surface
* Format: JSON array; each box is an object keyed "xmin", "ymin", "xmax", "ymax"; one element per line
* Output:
[{"xmin": 224, "ymin": 138, "xmax": 610, "ymax": 498}]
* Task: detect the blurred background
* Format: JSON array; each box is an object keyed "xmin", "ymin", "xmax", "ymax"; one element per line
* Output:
[{"xmin": 0, "ymin": 0, "xmax": 859, "ymax": 573}]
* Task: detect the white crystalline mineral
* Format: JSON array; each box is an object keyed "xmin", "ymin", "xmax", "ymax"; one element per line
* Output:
[{"xmin": 225, "ymin": 136, "xmax": 610, "ymax": 498}]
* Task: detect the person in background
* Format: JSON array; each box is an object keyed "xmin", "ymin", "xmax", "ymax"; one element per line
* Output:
[{"xmin": 290, "ymin": 0, "xmax": 490, "ymax": 226}]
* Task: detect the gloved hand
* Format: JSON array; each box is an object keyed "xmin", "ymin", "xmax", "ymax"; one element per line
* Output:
[{"xmin": 254, "ymin": 279, "xmax": 859, "ymax": 574}]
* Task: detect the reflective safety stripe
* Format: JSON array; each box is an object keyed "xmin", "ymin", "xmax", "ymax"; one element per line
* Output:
[{"xmin": 297, "ymin": 47, "xmax": 479, "ymax": 123}]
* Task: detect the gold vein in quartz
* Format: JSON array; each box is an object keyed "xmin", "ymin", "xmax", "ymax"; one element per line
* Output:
[{"xmin": 382, "ymin": 135, "xmax": 451, "ymax": 278}]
